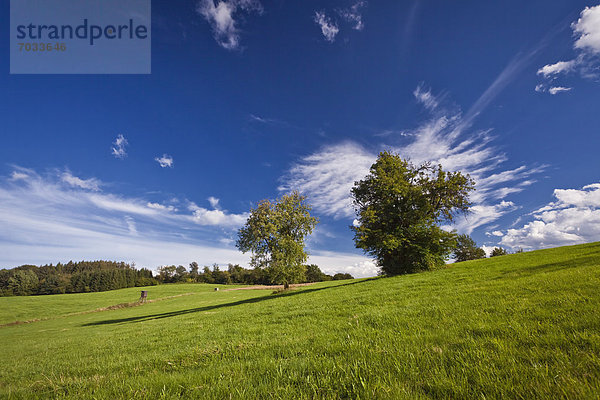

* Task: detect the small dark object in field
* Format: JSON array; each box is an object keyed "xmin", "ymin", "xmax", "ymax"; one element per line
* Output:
[
  {"xmin": 139, "ymin": 291, "xmax": 148, "ymax": 303},
  {"xmin": 214, "ymin": 287, "xmax": 219, "ymax": 291}
]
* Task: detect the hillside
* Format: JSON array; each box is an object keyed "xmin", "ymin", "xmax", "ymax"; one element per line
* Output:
[{"xmin": 1, "ymin": 242, "xmax": 600, "ymax": 399}]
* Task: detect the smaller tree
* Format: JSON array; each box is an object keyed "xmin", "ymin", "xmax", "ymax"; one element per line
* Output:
[
  {"xmin": 305, "ymin": 264, "xmax": 327, "ymax": 283},
  {"xmin": 189, "ymin": 262, "xmax": 199, "ymax": 281},
  {"xmin": 332, "ymin": 273, "xmax": 354, "ymax": 281},
  {"xmin": 490, "ymin": 247, "xmax": 508, "ymax": 257},
  {"xmin": 237, "ymin": 192, "xmax": 318, "ymax": 289},
  {"xmin": 453, "ymin": 234, "xmax": 486, "ymax": 262},
  {"xmin": 157, "ymin": 265, "xmax": 176, "ymax": 283}
]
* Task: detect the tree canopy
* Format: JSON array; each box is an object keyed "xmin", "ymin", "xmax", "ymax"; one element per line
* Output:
[
  {"xmin": 490, "ymin": 247, "xmax": 508, "ymax": 257},
  {"xmin": 236, "ymin": 192, "xmax": 318, "ymax": 288},
  {"xmin": 453, "ymin": 234, "xmax": 486, "ymax": 262},
  {"xmin": 351, "ymin": 151, "xmax": 475, "ymax": 275}
]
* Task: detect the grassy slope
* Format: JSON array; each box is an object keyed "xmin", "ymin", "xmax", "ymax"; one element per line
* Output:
[{"xmin": 1, "ymin": 242, "xmax": 600, "ymax": 399}]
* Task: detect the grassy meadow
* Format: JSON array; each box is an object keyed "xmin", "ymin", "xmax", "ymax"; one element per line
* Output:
[{"xmin": 1, "ymin": 242, "xmax": 600, "ymax": 399}]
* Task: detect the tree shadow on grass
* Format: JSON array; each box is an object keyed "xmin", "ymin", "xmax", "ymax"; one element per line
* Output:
[{"xmin": 81, "ymin": 277, "xmax": 381, "ymax": 327}]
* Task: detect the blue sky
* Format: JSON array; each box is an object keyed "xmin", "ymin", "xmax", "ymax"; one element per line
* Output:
[{"xmin": 1, "ymin": 0, "xmax": 600, "ymax": 277}]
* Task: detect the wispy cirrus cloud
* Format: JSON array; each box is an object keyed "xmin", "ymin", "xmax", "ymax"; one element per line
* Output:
[
  {"xmin": 196, "ymin": 0, "xmax": 263, "ymax": 50},
  {"xmin": 536, "ymin": 5, "xmax": 600, "ymax": 93},
  {"xmin": 281, "ymin": 84, "xmax": 543, "ymax": 234},
  {"xmin": 111, "ymin": 134, "xmax": 128, "ymax": 159},
  {"xmin": 413, "ymin": 84, "xmax": 439, "ymax": 111},
  {"xmin": 61, "ymin": 171, "xmax": 102, "ymax": 191}
]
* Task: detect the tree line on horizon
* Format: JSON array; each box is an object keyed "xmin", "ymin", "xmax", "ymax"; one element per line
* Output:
[
  {"xmin": 156, "ymin": 262, "xmax": 353, "ymax": 285},
  {"xmin": 0, "ymin": 260, "xmax": 353, "ymax": 297},
  {"xmin": 0, "ymin": 260, "xmax": 157, "ymax": 297}
]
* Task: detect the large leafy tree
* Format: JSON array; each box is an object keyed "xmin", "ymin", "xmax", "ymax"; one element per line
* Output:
[
  {"xmin": 236, "ymin": 192, "xmax": 318, "ymax": 288},
  {"xmin": 351, "ymin": 151, "xmax": 475, "ymax": 275},
  {"xmin": 453, "ymin": 234, "xmax": 486, "ymax": 262}
]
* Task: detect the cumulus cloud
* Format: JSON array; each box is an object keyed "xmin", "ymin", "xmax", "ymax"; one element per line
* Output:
[
  {"xmin": 338, "ymin": 1, "xmax": 367, "ymax": 31},
  {"xmin": 111, "ymin": 134, "xmax": 128, "ymax": 159},
  {"xmin": 501, "ymin": 183, "xmax": 600, "ymax": 250},
  {"xmin": 573, "ymin": 5, "xmax": 600, "ymax": 53},
  {"xmin": 281, "ymin": 85, "xmax": 542, "ymax": 234},
  {"xmin": 188, "ymin": 199, "xmax": 247, "ymax": 227},
  {"xmin": 196, "ymin": 0, "xmax": 262, "ymax": 50},
  {"xmin": 155, "ymin": 154, "xmax": 174, "ymax": 168},
  {"xmin": 190, "ymin": 207, "xmax": 248, "ymax": 226},
  {"xmin": 536, "ymin": 5, "xmax": 600, "ymax": 92},
  {"xmin": 61, "ymin": 171, "xmax": 102, "ymax": 191},
  {"xmin": 314, "ymin": 11, "xmax": 339, "ymax": 42},
  {"xmin": 537, "ymin": 60, "xmax": 577, "ymax": 77}
]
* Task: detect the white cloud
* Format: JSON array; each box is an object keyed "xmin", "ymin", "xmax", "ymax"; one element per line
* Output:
[
  {"xmin": 10, "ymin": 171, "xmax": 29, "ymax": 181},
  {"xmin": 124, "ymin": 216, "xmax": 138, "ymax": 236},
  {"xmin": 481, "ymin": 245, "xmax": 496, "ymax": 257},
  {"xmin": 281, "ymin": 85, "xmax": 542, "ymax": 234},
  {"xmin": 89, "ymin": 194, "xmax": 162, "ymax": 216},
  {"xmin": 501, "ymin": 182, "xmax": 600, "ymax": 250},
  {"xmin": 536, "ymin": 5, "xmax": 600, "ymax": 91},
  {"xmin": 491, "ymin": 230, "xmax": 503, "ymax": 237},
  {"xmin": 280, "ymin": 141, "xmax": 374, "ymax": 219},
  {"xmin": 196, "ymin": 0, "xmax": 262, "ymax": 50},
  {"xmin": 155, "ymin": 154, "xmax": 174, "ymax": 168},
  {"xmin": 111, "ymin": 134, "xmax": 128, "ymax": 159},
  {"xmin": 548, "ymin": 86, "xmax": 572, "ymax": 95},
  {"xmin": 191, "ymin": 208, "xmax": 248, "ymax": 226},
  {"xmin": 208, "ymin": 196, "xmax": 220, "ymax": 208},
  {"xmin": 413, "ymin": 84, "xmax": 438, "ymax": 111},
  {"xmin": 572, "ymin": 5, "xmax": 600, "ymax": 53},
  {"xmin": 0, "ymin": 167, "xmax": 258, "ymax": 271},
  {"xmin": 61, "ymin": 171, "xmax": 102, "ymax": 191},
  {"xmin": 147, "ymin": 202, "xmax": 177, "ymax": 212},
  {"xmin": 338, "ymin": 1, "xmax": 366, "ymax": 31},
  {"xmin": 537, "ymin": 60, "xmax": 577, "ymax": 77},
  {"xmin": 249, "ymin": 114, "xmax": 274, "ymax": 124},
  {"xmin": 308, "ymin": 251, "xmax": 378, "ymax": 278},
  {"xmin": 449, "ymin": 201, "xmax": 518, "ymax": 235},
  {"xmin": 314, "ymin": 11, "xmax": 339, "ymax": 42}
]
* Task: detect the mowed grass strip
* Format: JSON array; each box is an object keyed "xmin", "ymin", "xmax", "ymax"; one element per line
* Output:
[{"xmin": 1, "ymin": 242, "xmax": 600, "ymax": 399}]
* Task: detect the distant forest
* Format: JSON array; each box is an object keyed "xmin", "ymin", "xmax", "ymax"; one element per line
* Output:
[
  {"xmin": 0, "ymin": 261, "xmax": 353, "ymax": 297},
  {"xmin": 156, "ymin": 263, "xmax": 353, "ymax": 285},
  {"xmin": 0, "ymin": 261, "xmax": 157, "ymax": 297}
]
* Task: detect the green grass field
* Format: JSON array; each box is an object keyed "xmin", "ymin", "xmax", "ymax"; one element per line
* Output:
[{"xmin": 2, "ymin": 242, "xmax": 600, "ymax": 399}]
